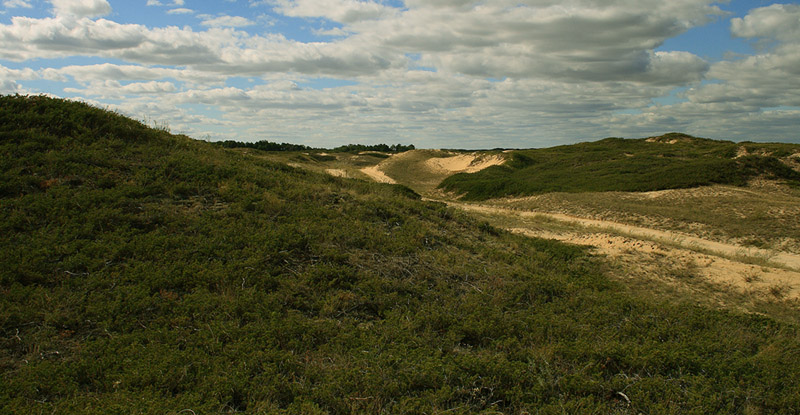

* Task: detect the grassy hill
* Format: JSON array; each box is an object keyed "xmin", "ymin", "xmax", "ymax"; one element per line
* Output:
[
  {"xmin": 439, "ymin": 133, "xmax": 800, "ymax": 200},
  {"xmin": 2, "ymin": 96, "xmax": 800, "ymax": 413}
]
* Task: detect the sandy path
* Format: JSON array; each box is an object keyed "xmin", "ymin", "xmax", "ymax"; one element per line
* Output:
[
  {"xmin": 360, "ymin": 165, "xmax": 396, "ymax": 184},
  {"xmin": 451, "ymin": 202, "xmax": 800, "ymax": 299},
  {"xmin": 455, "ymin": 203, "xmax": 800, "ymax": 272},
  {"xmin": 510, "ymin": 227, "xmax": 800, "ymax": 300}
]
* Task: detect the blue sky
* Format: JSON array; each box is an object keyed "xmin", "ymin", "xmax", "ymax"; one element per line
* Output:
[{"xmin": 1, "ymin": 0, "xmax": 799, "ymax": 148}]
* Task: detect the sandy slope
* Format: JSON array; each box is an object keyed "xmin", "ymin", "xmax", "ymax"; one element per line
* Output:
[
  {"xmin": 359, "ymin": 150, "xmax": 504, "ymax": 192},
  {"xmin": 325, "ymin": 169, "xmax": 348, "ymax": 178},
  {"xmin": 360, "ymin": 165, "xmax": 397, "ymax": 183},
  {"xmin": 454, "ymin": 202, "xmax": 800, "ymax": 300},
  {"xmin": 424, "ymin": 153, "xmax": 504, "ymax": 173}
]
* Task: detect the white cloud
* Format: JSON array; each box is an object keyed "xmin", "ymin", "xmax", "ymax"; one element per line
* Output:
[
  {"xmin": 49, "ymin": 0, "xmax": 111, "ymax": 17},
  {"xmin": 47, "ymin": 63, "xmax": 227, "ymax": 86},
  {"xmin": 147, "ymin": 0, "xmax": 183, "ymax": 6},
  {"xmin": 166, "ymin": 8, "xmax": 193, "ymax": 15},
  {"xmin": 2, "ymin": 0, "xmax": 797, "ymax": 146},
  {"xmin": 0, "ymin": 13, "xmax": 401, "ymax": 75},
  {"xmin": 678, "ymin": 5, "xmax": 800, "ymax": 113},
  {"xmin": 271, "ymin": 0, "xmax": 398, "ymax": 23},
  {"xmin": 0, "ymin": 64, "xmax": 38, "ymax": 94},
  {"xmin": 200, "ymin": 15, "xmax": 256, "ymax": 28},
  {"xmin": 3, "ymin": 0, "xmax": 32, "ymax": 8},
  {"xmin": 353, "ymin": 0, "xmax": 719, "ymax": 84},
  {"xmin": 1, "ymin": 0, "xmax": 720, "ymax": 84},
  {"xmin": 731, "ymin": 4, "xmax": 800, "ymax": 42},
  {"xmin": 64, "ymin": 80, "xmax": 178, "ymax": 98}
]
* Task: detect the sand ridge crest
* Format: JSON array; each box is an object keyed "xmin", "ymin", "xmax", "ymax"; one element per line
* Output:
[{"xmin": 424, "ymin": 153, "xmax": 505, "ymax": 174}]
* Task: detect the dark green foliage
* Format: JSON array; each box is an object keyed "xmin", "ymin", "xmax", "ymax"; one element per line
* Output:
[
  {"xmin": 439, "ymin": 134, "xmax": 800, "ymax": 200},
  {"xmin": 215, "ymin": 140, "xmax": 414, "ymax": 154},
  {"xmin": 217, "ymin": 140, "xmax": 313, "ymax": 152},
  {"xmin": 330, "ymin": 143, "xmax": 415, "ymax": 153},
  {"xmin": 2, "ymin": 96, "xmax": 800, "ymax": 413}
]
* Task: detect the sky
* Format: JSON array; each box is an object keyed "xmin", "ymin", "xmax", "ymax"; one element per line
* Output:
[{"xmin": 1, "ymin": 0, "xmax": 799, "ymax": 148}]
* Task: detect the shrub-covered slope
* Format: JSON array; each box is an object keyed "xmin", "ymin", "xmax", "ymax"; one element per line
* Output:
[
  {"xmin": 439, "ymin": 133, "xmax": 800, "ymax": 200},
  {"xmin": 2, "ymin": 96, "xmax": 800, "ymax": 413}
]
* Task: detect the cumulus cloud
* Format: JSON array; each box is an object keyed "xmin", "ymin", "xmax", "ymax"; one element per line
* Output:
[
  {"xmin": 0, "ymin": 64, "xmax": 38, "ymax": 93},
  {"xmin": 46, "ymin": 63, "xmax": 227, "ymax": 86},
  {"xmin": 167, "ymin": 8, "xmax": 193, "ymax": 15},
  {"xmin": 270, "ymin": 0, "xmax": 397, "ymax": 23},
  {"xmin": 3, "ymin": 0, "xmax": 32, "ymax": 8},
  {"xmin": 1, "ymin": 0, "xmax": 719, "ymax": 84},
  {"xmin": 50, "ymin": 0, "xmax": 111, "ymax": 18},
  {"xmin": 0, "ymin": 12, "xmax": 401, "ymax": 76},
  {"xmin": 200, "ymin": 15, "xmax": 256, "ymax": 28},
  {"xmin": 147, "ymin": 0, "xmax": 184, "ymax": 6},
  {"xmin": 679, "ymin": 4, "xmax": 800, "ymax": 117},
  {"xmin": 351, "ymin": 0, "xmax": 719, "ymax": 84},
  {"xmin": 731, "ymin": 4, "xmax": 800, "ymax": 42},
  {"xmin": 3, "ymin": 0, "xmax": 796, "ymax": 146},
  {"xmin": 64, "ymin": 80, "xmax": 178, "ymax": 98}
]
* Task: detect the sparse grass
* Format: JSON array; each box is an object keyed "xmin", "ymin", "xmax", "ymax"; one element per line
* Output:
[
  {"xmin": 439, "ymin": 135, "xmax": 800, "ymax": 200},
  {"xmin": 485, "ymin": 185, "xmax": 800, "ymax": 254},
  {"xmin": 380, "ymin": 149, "xmax": 464, "ymax": 195},
  {"xmin": 770, "ymin": 284, "xmax": 791, "ymax": 299},
  {"xmin": 3, "ymin": 95, "xmax": 800, "ymax": 413},
  {"xmin": 669, "ymin": 260, "xmax": 698, "ymax": 280},
  {"xmin": 742, "ymin": 270, "xmax": 762, "ymax": 284}
]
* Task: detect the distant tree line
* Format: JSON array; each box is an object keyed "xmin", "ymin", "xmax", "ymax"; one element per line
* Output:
[
  {"xmin": 216, "ymin": 140, "xmax": 415, "ymax": 153},
  {"xmin": 216, "ymin": 140, "xmax": 313, "ymax": 152}
]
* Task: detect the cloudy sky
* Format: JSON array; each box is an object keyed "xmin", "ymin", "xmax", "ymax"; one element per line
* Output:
[{"xmin": 1, "ymin": 0, "xmax": 799, "ymax": 148}]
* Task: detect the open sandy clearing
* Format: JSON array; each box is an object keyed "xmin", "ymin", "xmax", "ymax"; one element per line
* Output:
[
  {"xmin": 358, "ymin": 150, "xmax": 506, "ymax": 195},
  {"xmin": 325, "ymin": 169, "xmax": 348, "ymax": 178},
  {"xmin": 360, "ymin": 165, "xmax": 396, "ymax": 184},
  {"xmin": 511, "ymin": 228, "xmax": 800, "ymax": 300},
  {"xmin": 455, "ymin": 203, "xmax": 800, "ymax": 272},
  {"xmin": 453, "ymin": 202, "xmax": 800, "ymax": 300},
  {"xmin": 424, "ymin": 153, "xmax": 505, "ymax": 174}
]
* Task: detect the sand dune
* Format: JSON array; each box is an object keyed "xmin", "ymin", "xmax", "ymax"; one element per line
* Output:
[
  {"xmin": 360, "ymin": 165, "xmax": 396, "ymax": 184},
  {"xmin": 325, "ymin": 169, "xmax": 347, "ymax": 178},
  {"xmin": 424, "ymin": 153, "xmax": 504, "ymax": 173},
  {"xmin": 454, "ymin": 202, "xmax": 800, "ymax": 300}
]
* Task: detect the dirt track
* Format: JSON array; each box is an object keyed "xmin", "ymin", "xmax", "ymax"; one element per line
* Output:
[
  {"xmin": 355, "ymin": 151, "xmax": 800, "ymax": 301},
  {"xmin": 454, "ymin": 202, "xmax": 800, "ymax": 300}
]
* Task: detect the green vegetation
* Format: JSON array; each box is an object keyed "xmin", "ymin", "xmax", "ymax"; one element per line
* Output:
[
  {"xmin": 3, "ymin": 96, "xmax": 800, "ymax": 413},
  {"xmin": 379, "ymin": 149, "xmax": 482, "ymax": 196},
  {"xmin": 217, "ymin": 140, "xmax": 414, "ymax": 154},
  {"xmin": 484, "ymin": 185, "xmax": 800, "ymax": 253},
  {"xmin": 439, "ymin": 134, "xmax": 800, "ymax": 200},
  {"xmin": 217, "ymin": 140, "xmax": 314, "ymax": 152}
]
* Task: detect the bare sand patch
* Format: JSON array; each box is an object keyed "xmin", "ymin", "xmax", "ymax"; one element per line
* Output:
[
  {"xmin": 454, "ymin": 202, "xmax": 800, "ymax": 300},
  {"xmin": 510, "ymin": 227, "xmax": 800, "ymax": 300},
  {"xmin": 458, "ymin": 204, "xmax": 800, "ymax": 271},
  {"xmin": 424, "ymin": 153, "xmax": 504, "ymax": 174},
  {"xmin": 325, "ymin": 169, "xmax": 348, "ymax": 178},
  {"xmin": 360, "ymin": 165, "xmax": 396, "ymax": 184}
]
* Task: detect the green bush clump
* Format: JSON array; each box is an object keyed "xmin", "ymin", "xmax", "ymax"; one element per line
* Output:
[
  {"xmin": 439, "ymin": 134, "xmax": 800, "ymax": 200},
  {"xmin": 2, "ymin": 96, "xmax": 800, "ymax": 413}
]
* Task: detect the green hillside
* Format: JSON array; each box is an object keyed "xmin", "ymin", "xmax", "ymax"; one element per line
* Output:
[
  {"xmin": 439, "ymin": 133, "xmax": 800, "ymax": 200},
  {"xmin": 2, "ymin": 96, "xmax": 800, "ymax": 413}
]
